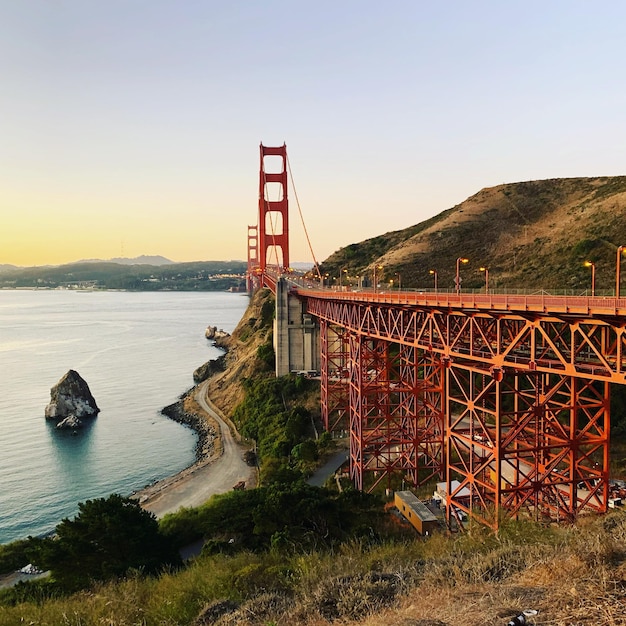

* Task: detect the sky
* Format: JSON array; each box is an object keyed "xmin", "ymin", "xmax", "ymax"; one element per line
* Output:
[{"xmin": 1, "ymin": 1, "xmax": 626, "ymax": 267}]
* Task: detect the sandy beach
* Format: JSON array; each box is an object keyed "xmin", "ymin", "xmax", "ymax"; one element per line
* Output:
[{"xmin": 134, "ymin": 380, "xmax": 256, "ymax": 518}]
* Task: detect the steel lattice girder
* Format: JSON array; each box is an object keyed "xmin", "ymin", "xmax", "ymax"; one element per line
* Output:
[
  {"xmin": 445, "ymin": 362, "xmax": 609, "ymax": 529},
  {"xmin": 347, "ymin": 335, "xmax": 444, "ymax": 492},
  {"xmin": 320, "ymin": 320, "xmax": 350, "ymax": 432},
  {"xmin": 305, "ymin": 297, "xmax": 626, "ymax": 383},
  {"xmin": 304, "ymin": 295, "xmax": 613, "ymax": 526}
]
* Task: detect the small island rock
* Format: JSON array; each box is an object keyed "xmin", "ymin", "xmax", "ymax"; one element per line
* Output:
[{"xmin": 45, "ymin": 370, "xmax": 100, "ymax": 422}]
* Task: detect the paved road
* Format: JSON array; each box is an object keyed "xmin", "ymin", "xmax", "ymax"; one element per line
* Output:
[
  {"xmin": 308, "ymin": 449, "xmax": 349, "ymax": 487},
  {"xmin": 141, "ymin": 381, "xmax": 255, "ymax": 518}
]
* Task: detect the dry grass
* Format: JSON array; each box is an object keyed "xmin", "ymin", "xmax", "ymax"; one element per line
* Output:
[{"xmin": 4, "ymin": 512, "xmax": 626, "ymax": 625}]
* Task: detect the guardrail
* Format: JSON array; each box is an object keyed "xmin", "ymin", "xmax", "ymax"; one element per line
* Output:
[{"xmin": 293, "ymin": 284, "xmax": 626, "ymax": 317}]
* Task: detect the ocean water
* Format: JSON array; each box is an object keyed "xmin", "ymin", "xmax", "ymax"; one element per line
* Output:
[{"xmin": 0, "ymin": 289, "xmax": 249, "ymax": 545}]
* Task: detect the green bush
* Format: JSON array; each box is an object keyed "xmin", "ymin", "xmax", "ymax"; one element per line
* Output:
[{"xmin": 29, "ymin": 494, "xmax": 180, "ymax": 592}]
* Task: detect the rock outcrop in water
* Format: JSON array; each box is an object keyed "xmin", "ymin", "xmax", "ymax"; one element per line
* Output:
[
  {"xmin": 45, "ymin": 370, "xmax": 100, "ymax": 429},
  {"xmin": 205, "ymin": 325, "xmax": 230, "ymax": 342}
]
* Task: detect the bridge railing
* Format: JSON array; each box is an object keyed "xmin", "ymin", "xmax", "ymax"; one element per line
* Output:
[{"xmin": 283, "ymin": 277, "xmax": 626, "ymax": 317}]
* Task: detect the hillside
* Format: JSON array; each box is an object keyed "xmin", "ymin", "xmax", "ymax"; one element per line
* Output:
[
  {"xmin": 203, "ymin": 288, "xmax": 276, "ymax": 418},
  {"xmin": 320, "ymin": 176, "xmax": 626, "ymax": 293}
]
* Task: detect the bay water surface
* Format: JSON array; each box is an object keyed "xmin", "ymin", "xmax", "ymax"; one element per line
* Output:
[{"xmin": 0, "ymin": 289, "xmax": 249, "ymax": 544}]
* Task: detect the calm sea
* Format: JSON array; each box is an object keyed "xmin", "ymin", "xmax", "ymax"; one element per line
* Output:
[{"xmin": 0, "ymin": 289, "xmax": 249, "ymax": 545}]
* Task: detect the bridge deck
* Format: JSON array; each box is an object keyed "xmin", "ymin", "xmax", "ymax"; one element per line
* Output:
[{"xmin": 298, "ymin": 286, "xmax": 626, "ymax": 319}]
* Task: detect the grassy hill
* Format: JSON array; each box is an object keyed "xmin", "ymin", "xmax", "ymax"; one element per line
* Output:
[{"xmin": 320, "ymin": 176, "xmax": 626, "ymax": 293}]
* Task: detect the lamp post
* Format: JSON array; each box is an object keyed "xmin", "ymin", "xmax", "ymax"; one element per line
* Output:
[
  {"xmin": 395, "ymin": 272, "xmax": 401, "ymax": 291},
  {"xmin": 339, "ymin": 268, "xmax": 347, "ymax": 290},
  {"xmin": 373, "ymin": 264, "xmax": 383, "ymax": 293},
  {"xmin": 455, "ymin": 257, "xmax": 469, "ymax": 295},
  {"xmin": 479, "ymin": 266, "xmax": 489, "ymax": 293},
  {"xmin": 429, "ymin": 269, "xmax": 438, "ymax": 293},
  {"xmin": 584, "ymin": 261, "xmax": 596, "ymax": 297},
  {"xmin": 617, "ymin": 246, "xmax": 625, "ymax": 298}
]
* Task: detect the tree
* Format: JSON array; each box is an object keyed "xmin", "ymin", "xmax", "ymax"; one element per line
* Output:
[{"xmin": 31, "ymin": 494, "xmax": 180, "ymax": 591}]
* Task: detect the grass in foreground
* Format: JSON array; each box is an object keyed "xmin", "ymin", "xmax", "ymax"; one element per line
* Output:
[{"xmin": 2, "ymin": 510, "xmax": 626, "ymax": 625}]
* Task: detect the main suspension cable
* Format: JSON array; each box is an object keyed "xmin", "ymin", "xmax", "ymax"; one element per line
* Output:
[{"xmin": 286, "ymin": 153, "xmax": 322, "ymax": 281}]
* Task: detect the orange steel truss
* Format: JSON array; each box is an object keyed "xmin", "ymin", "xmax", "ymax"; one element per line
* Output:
[
  {"xmin": 446, "ymin": 364, "xmax": 608, "ymax": 529},
  {"xmin": 304, "ymin": 292, "xmax": 614, "ymax": 529},
  {"xmin": 346, "ymin": 337, "xmax": 445, "ymax": 492},
  {"xmin": 320, "ymin": 319, "xmax": 350, "ymax": 432}
]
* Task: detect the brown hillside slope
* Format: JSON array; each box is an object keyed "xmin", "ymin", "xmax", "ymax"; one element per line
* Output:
[
  {"xmin": 204, "ymin": 288, "xmax": 275, "ymax": 419},
  {"xmin": 321, "ymin": 176, "xmax": 626, "ymax": 293}
]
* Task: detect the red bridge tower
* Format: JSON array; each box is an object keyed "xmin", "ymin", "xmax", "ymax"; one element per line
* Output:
[{"xmin": 258, "ymin": 144, "xmax": 289, "ymax": 273}]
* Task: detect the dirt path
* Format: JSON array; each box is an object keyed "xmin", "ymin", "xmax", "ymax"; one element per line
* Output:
[{"xmin": 138, "ymin": 380, "xmax": 256, "ymax": 518}]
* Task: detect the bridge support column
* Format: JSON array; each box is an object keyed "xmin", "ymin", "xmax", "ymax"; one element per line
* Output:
[
  {"xmin": 402, "ymin": 348, "xmax": 445, "ymax": 487},
  {"xmin": 274, "ymin": 278, "xmax": 320, "ymax": 377},
  {"xmin": 347, "ymin": 335, "xmax": 445, "ymax": 493},
  {"xmin": 320, "ymin": 320, "xmax": 350, "ymax": 432}
]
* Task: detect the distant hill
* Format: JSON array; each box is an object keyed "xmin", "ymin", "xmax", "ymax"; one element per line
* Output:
[
  {"xmin": 76, "ymin": 255, "xmax": 175, "ymax": 266},
  {"xmin": 0, "ymin": 260, "xmax": 247, "ymax": 291},
  {"xmin": 320, "ymin": 176, "xmax": 626, "ymax": 293}
]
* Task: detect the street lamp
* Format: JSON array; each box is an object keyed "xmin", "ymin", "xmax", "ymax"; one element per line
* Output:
[
  {"xmin": 479, "ymin": 266, "xmax": 489, "ymax": 293},
  {"xmin": 617, "ymin": 246, "xmax": 625, "ymax": 298},
  {"xmin": 429, "ymin": 269, "xmax": 438, "ymax": 292},
  {"xmin": 373, "ymin": 264, "xmax": 383, "ymax": 293},
  {"xmin": 339, "ymin": 268, "xmax": 348, "ymax": 290},
  {"xmin": 455, "ymin": 257, "xmax": 469, "ymax": 295},
  {"xmin": 584, "ymin": 260, "xmax": 596, "ymax": 297},
  {"xmin": 395, "ymin": 272, "xmax": 401, "ymax": 291}
]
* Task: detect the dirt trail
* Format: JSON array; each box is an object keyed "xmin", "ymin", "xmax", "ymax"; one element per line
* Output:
[{"xmin": 138, "ymin": 380, "xmax": 255, "ymax": 518}]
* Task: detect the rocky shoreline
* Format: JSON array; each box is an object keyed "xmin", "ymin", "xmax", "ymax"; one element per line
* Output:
[
  {"xmin": 131, "ymin": 335, "xmax": 233, "ymax": 508},
  {"xmin": 161, "ymin": 393, "xmax": 217, "ymax": 461}
]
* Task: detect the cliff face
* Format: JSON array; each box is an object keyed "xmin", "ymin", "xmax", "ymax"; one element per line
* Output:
[{"xmin": 204, "ymin": 288, "xmax": 275, "ymax": 418}]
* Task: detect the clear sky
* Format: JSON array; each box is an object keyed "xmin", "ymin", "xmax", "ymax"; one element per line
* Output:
[{"xmin": 1, "ymin": 1, "xmax": 625, "ymax": 266}]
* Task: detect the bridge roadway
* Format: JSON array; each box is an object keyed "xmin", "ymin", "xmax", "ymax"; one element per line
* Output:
[
  {"xmin": 294, "ymin": 283, "xmax": 626, "ymax": 384},
  {"xmin": 298, "ymin": 286, "xmax": 626, "ymax": 318}
]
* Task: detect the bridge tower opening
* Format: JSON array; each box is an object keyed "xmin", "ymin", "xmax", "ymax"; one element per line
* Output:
[{"xmin": 247, "ymin": 224, "xmax": 259, "ymax": 293}]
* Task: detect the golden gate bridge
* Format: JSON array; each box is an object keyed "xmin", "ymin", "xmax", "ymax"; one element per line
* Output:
[{"xmin": 247, "ymin": 143, "xmax": 626, "ymax": 531}]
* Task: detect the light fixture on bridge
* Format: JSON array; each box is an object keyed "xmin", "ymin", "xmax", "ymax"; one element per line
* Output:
[
  {"xmin": 394, "ymin": 272, "xmax": 401, "ymax": 291},
  {"xmin": 429, "ymin": 269, "xmax": 438, "ymax": 292},
  {"xmin": 340, "ymin": 268, "xmax": 348, "ymax": 290},
  {"xmin": 479, "ymin": 266, "xmax": 489, "ymax": 294},
  {"xmin": 373, "ymin": 264, "xmax": 383, "ymax": 293},
  {"xmin": 455, "ymin": 258, "xmax": 469, "ymax": 295},
  {"xmin": 584, "ymin": 260, "xmax": 596, "ymax": 297}
]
